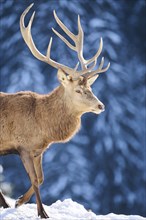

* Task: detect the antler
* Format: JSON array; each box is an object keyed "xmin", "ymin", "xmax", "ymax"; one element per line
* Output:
[
  {"xmin": 53, "ymin": 12, "xmax": 102, "ymax": 70},
  {"xmin": 20, "ymin": 3, "xmax": 74, "ymax": 75},
  {"xmin": 20, "ymin": 4, "xmax": 110, "ymax": 80},
  {"xmin": 52, "ymin": 11, "xmax": 110, "ymax": 78}
]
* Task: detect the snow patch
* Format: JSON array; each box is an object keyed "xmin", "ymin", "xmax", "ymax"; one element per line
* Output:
[{"xmin": 0, "ymin": 198, "xmax": 145, "ymax": 220}]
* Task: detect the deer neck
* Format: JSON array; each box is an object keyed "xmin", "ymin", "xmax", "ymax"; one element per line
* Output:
[{"xmin": 42, "ymin": 85, "xmax": 81, "ymax": 143}]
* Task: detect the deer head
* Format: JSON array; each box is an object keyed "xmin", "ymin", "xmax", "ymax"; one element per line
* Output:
[{"xmin": 20, "ymin": 3, "xmax": 110, "ymax": 114}]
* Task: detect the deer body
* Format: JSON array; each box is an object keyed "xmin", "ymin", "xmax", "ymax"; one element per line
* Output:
[
  {"xmin": 0, "ymin": 3, "xmax": 110, "ymax": 218},
  {"xmin": 0, "ymin": 86, "xmax": 81, "ymax": 156}
]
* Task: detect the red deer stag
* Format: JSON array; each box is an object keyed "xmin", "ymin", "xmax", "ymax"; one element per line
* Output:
[{"xmin": 0, "ymin": 3, "xmax": 110, "ymax": 218}]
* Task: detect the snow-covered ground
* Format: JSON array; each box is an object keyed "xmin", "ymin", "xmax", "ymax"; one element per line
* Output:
[{"xmin": 0, "ymin": 198, "xmax": 145, "ymax": 220}]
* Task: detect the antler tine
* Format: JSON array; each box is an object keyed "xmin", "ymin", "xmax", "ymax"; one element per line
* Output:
[
  {"xmin": 20, "ymin": 3, "xmax": 34, "ymax": 29},
  {"xmin": 98, "ymin": 57, "xmax": 104, "ymax": 70},
  {"xmin": 77, "ymin": 15, "xmax": 86, "ymax": 69},
  {"xmin": 46, "ymin": 37, "xmax": 53, "ymax": 58},
  {"xmin": 84, "ymin": 61, "xmax": 110, "ymax": 79},
  {"xmin": 52, "ymin": 28, "xmax": 76, "ymax": 51},
  {"xmin": 77, "ymin": 15, "xmax": 84, "ymax": 42},
  {"xmin": 53, "ymin": 10, "xmax": 76, "ymax": 41},
  {"xmin": 20, "ymin": 3, "xmax": 46, "ymax": 62}
]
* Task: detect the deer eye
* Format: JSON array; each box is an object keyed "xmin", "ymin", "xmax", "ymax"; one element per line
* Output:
[{"xmin": 75, "ymin": 89, "xmax": 82, "ymax": 94}]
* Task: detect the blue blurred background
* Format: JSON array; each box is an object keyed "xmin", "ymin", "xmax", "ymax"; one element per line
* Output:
[{"xmin": 0, "ymin": 0, "xmax": 146, "ymax": 217}]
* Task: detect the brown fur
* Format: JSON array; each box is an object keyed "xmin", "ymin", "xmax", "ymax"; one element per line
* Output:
[{"xmin": 0, "ymin": 86, "xmax": 81, "ymax": 155}]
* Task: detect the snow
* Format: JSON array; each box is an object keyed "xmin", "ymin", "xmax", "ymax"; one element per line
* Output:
[{"xmin": 0, "ymin": 198, "xmax": 145, "ymax": 220}]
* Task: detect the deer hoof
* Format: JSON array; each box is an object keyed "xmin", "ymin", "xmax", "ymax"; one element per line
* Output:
[
  {"xmin": 38, "ymin": 207, "xmax": 49, "ymax": 219},
  {"xmin": 0, "ymin": 201, "xmax": 10, "ymax": 208},
  {"xmin": 15, "ymin": 195, "xmax": 24, "ymax": 208}
]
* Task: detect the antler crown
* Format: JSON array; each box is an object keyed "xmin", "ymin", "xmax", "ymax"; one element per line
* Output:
[{"xmin": 20, "ymin": 3, "xmax": 110, "ymax": 80}]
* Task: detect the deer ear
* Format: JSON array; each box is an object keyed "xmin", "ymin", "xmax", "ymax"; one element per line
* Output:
[
  {"xmin": 87, "ymin": 75, "xmax": 99, "ymax": 86},
  {"xmin": 57, "ymin": 69, "xmax": 68, "ymax": 86}
]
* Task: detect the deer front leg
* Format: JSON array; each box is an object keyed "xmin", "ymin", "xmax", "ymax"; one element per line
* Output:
[
  {"xmin": 19, "ymin": 151, "xmax": 49, "ymax": 219},
  {"xmin": 15, "ymin": 154, "xmax": 43, "ymax": 207}
]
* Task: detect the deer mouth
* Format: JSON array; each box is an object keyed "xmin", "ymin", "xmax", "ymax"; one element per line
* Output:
[{"xmin": 91, "ymin": 109, "xmax": 104, "ymax": 114}]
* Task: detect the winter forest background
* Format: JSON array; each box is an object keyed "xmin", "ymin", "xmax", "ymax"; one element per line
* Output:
[{"xmin": 0, "ymin": 0, "xmax": 146, "ymax": 217}]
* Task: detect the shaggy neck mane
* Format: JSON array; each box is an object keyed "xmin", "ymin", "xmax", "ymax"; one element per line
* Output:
[{"xmin": 39, "ymin": 85, "xmax": 81, "ymax": 143}]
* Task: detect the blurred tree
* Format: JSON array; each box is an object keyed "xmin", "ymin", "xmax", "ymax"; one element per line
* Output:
[{"xmin": 0, "ymin": 0, "xmax": 145, "ymax": 217}]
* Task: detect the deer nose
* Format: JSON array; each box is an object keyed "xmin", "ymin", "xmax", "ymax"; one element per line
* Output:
[{"xmin": 98, "ymin": 104, "xmax": 105, "ymax": 111}]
